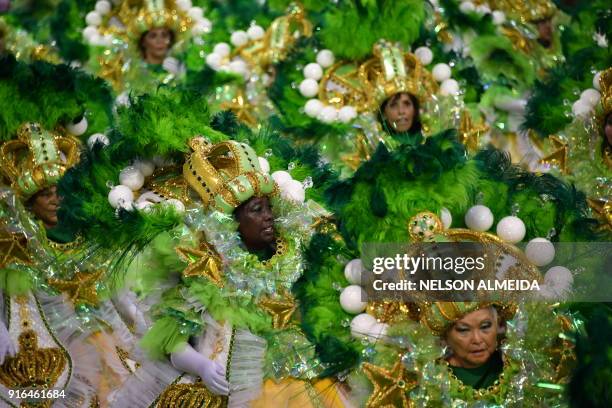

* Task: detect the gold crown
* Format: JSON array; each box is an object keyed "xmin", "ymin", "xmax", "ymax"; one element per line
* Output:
[
  {"xmin": 490, "ymin": 0, "xmax": 556, "ymax": 22},
  {"xmin": 0, "ymin": 330, "xmax": 67, "ymax": 389},
  {"xmin": 183, "ymin": 139, "xmax": 277, "ymax": 213},
  {"xmin": 98, "ymin": 0, "xmax": 196, "ymax": 45},
  {"xmin": 0, "ymin": 123, "xmax": 79, "ymax": 198},
  {"xmin": 599, "ymin": 68, "xmax": 612, "ymax": 121},
  {"xmin": 234, "ymin": 3, "xmax": 312, "ymax": 71},
  {"xmin": 417, "ymin": 301, "xmax": 517, "ymax": 336},
  {"xmin": 317, "ymin": 41, "xmax": 437, "ymax": 114}
]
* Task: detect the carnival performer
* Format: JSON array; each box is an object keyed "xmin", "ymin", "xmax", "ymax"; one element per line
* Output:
[
  {"xmin": 0, "ymin": 56, "xmax": 143, "ymax": 407},
  {"xmin": 82, "ymin": 0, "xmax": 212, "ymax": 96},
  {"xmin": 55, "ymin": 85, "xmax": 348, "ymax": 407}
]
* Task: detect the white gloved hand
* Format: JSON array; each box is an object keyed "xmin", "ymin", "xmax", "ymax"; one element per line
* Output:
[
  {"xmin": 0, "ymin": 320, "xmax": 16, "ymax": 364},
  {"xmin": 170, "ymin": 344, "xmax": 229, "ymax": 395}
]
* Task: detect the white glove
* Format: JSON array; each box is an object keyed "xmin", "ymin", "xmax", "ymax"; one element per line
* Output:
[
  {"xmin": 170, "ymin": 344, "xmax": 229, "ymax": 395},
  {"xmin": 0, "ymin": 320, "xmax": 16, "ymax": 364}
]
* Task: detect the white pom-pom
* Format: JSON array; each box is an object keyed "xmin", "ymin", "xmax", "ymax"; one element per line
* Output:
[
  {"xmin": 525, "ymin": 238, "xmax": 555, "ymax": 267},
  {"xmin": 319, "ymin": 106, "xmax": 338, "ymax": 123},
  {"xmin": 459, "ymin": 1, "xmax": 476, "ymax": 14},
  {"xmin": 99, "ymin": 34, "xmax": 113, "ymax": 47},
  {"xmin": 108, "ymin": 185, "xmax": 134, "ymax": 209},
  {"xmin": 304, "ymin": 99, "xmax": 324, "ymax": 117},
  {"xmin": 465, "ymin": 205, "xmax": 494, "ymax": 232},
  {"xmin": 367, "ymin": 323, "xmax": 389, "ymax": 341},
  {"xmin": 432, "ymin": 63, "xmax": 452, "ymax": 82},
  {"xmin": 87, "ymin": 133, "xmax": 109, "ymax": 149},
  {"xmin": 350, "ymin": 313, "xmax": 377, "ymax": 339},
  {"xmin": 258, "ymin": 157, "xmax": 270, "ymax": 174},
  {"xmin": 580, "ymin": 88, "xmax": 601, "ymax": 106},
  {"xmin": 164, "ymin": 198, "xmax": 186, "ymax": 213},
  {"xmin": 213, "ymin": 42, "xmax": 231, "ymax": 57},
  {"xmin": 187, "ymin": 7, "xmax": 203, "ymax": 21},
  {"xmin": 132, "ymin": 159, "xmax": 155, "ymax": 177},
  {"xmin": 191, "ymin": 22, "xmax": 210, "ymax": 36},
  {"xmin": 119, "ymin": 166, "xmax": 145, "ymax": 191},
  {"xmin": 83, "ymin": 26, "xmax": 98, "ymax": 41},
  {"xmin": 496, "ymin": 216, "xmax": 526, "ymax": 243},
  {"xmin": 303, "ymin": 63, "xmax": 323, "ymax": 80},
  {"xmin": 344, "ymin": 259, "xmax": 363, "ymax": 285},
  {"xmin": 475, "ymin": 4, "xmax": 491, "ymax": 14},
  {"xmin": 247, "ymin": 25, "xmax": 265, "ymax": 40},
  {"xmin": 229, "ymin": 59, "xmax": 248, "ymax": 76},
  {"xmin": 316, "ymin": 49, "xmax": 335, "ymax": 68},
  {"xmin": 176, "ymin": 0, "xmax": 192, "ymax": 11},
  {"xmin": 299, "ymin": 79, "xmax": 319, "ymax": 98},
  {"xmin": 440, "ymin": 207, "xmax": 452, "ymax": 229},
  {"xmin": 67, "ymin": 117, "xmax": 88, "ymax": 136},
  {"xmin": 339, "ymin": 285, "xmax": 367, "ymax": 314},
  {"xmin": 593, "ymin": 72, "xmax": 602, "ymax": 90},
  {"xmin": 414, "ymin": 46, "xmax": 434, "ymax": 65},
  {"xmin": 95, "ymin": 1, "xmax": 111, "ymax": 15},
  {"xmin": 572, "ymin": 99, "xmax": 592, "ymax": 118},
  {"xmin": 281, "ymin": 179, "xmax": 305, "ymax": 203},
  {"xmin": 230, "ymin": 30, "xmax": 249, "ymax": 47},
  {"xmin": 86, "ymin": 11, "xmax": 102, "ymax": 26},
  {"xmin": 205, "ymin": 53, "xmax": 223, "ymax": 69},
  {"xmin": 544, "ymin": 266, "xmax": 573, "ymax": 295},
  {"xmin": 492, "ymin": 10, "xmax": 506, "ymax": 24},
  {"xmin": 271, "ymin": 170, "xmax": 292, "ymax": 187},
  {"xmin": 338, "ymin": 106, "xmax": 357, "ymax": 123},
  {"xmin": 439, "ymin": 78, "xmax": 460, "ymax": 96}
]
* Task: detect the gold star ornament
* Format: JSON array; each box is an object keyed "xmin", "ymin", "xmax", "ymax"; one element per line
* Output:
[
  {"xmin": 362, "ymin": 357, "xmax": 417, "ymax": 408},
  {"xmin": 176, "ymin": 241, "xmax": 224, "ymax": 287},
  {"xmin": 258, "ymin": 289, "xmax": 297, "ymax": 330},
  {"xmin": 539, "ymin": 135, "xmax": 568, "ymax": 174},
  {"xmin": 0, "ymin": 229, "xmax": 31, "ymax": 268},
  {"xmin": 587, "ymin": 197, "xmax": 612, "ymax": 232},
  {"xmin": 458, "ymin": 110, "xmax": 488, "ymax": 153},
  {"xmin": 48, "ymin": 269, "xmax": 104, "ymax": 307}
]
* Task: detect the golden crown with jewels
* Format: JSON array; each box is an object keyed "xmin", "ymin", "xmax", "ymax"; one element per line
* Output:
[{"xmin": 0, "ymin": 123, "xmax": 79, "ymax": 198}]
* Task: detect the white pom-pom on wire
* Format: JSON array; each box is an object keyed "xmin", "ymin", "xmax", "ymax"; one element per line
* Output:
[
  {"xmin": 432, "ymin": 63, "xmax": 452, "ymax": 82},
  {"xmin": 108, "ymin": 185, "xmax": 134, "ymax": 209},
  {"xmin": 86, "ymin": 11, "xmax": 102, "ymax": 27},
  {"xmin": 67, "ymin": 117, "xmax": 88, "ymax": 136},
  {"xmin": 303, "ymin": 63, "xmax": 323, "ymax": 80},
  {"xmin": 344, "ymin": 259, "xmax": 363, "ymax": 285},
  {"xmin": 230, "ymin": 30, "xmax": 249, "ymax": 47},
  {"xmin": 350, "ymin": 313, "xmax": 377, "ymax": 339},
  {"xmin": 213, "ymin": 43, "xmax": 231, "ymax": 57},
  {"xmin": 299, "ymin": 79, "xmax": 319, "ymax": 98},
  {"xmin": 304, "ymin": 99, "xmax": 324, "ymax": 117},
  {"xmin": 119, "ymin": 166, "xmax": 145, "ymax": 191},
  {"xmin": 95, "ymin": 1, "xmax": 111, "ymax": 15},
  {"xmin": 339, "ymin": 285, "xmax": 367, "ymax": 314},
  {"xmin": 316, "ymin": 50, "xmax": 335, "ymax": 68},
  {"xmin": 338, "ymin": 106, "xmax": 357, "ymax": 123},
  {"xmin": 414, "ymin": 46, "xmax": 434, "ymax": 65}
]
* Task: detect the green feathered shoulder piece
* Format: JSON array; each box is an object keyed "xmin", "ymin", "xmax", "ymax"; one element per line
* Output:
[
  {"xmin": 320, "ymin": 0, "xmax": 424, "ymax": 60},
  {"xmin": 468, "ymin": 34, "xmax": 536, "ymax": 90},
  {"xmin": 57, "ymin": 87, "xmax": 215, "ymax": 254},
  {"xmin": 325, "ymin": 131, "xmax": 597, "ymax": 249},
  {"xmin": 0, "ymin": 54, "xmax": 114, "ymax": 141}
]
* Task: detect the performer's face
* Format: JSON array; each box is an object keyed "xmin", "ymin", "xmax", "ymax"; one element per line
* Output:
[
  {"xmin": 445, "ymin": 308, "xmax": 498, "ymax": 368},
  {"xmin": 30, "ymin": 185, "xmax": 60, "ymax": 229},
  {"xmin": 235, "ymin": 196, "xmax": 276, "ymax": 251},
  {"xmin": 382, "ymin": 93, "xmax": 416, "ymax": 133},
  {"xmin": 141, "ymin": 28, "xmax": 172, "ymax": 64},
  {"xmin": 605, "ymin": 113, "xmax": 612, "ymax": 146}
]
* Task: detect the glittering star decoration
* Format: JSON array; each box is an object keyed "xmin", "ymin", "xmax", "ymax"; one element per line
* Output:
[
  {"xmin": 48, "ymin": 269, "xmax": 104, "ymax": 307},
  {"xmin": 458, "ymin": 110, "xmax": 488, "ymax": 153},
  {"xmin": 587, "ymin": 198, "xmax": 612, "ymax": 232},
  {"xmin": 0, "ymin": 229, "xmax": 31, "ymax": 268},
  {"xmin": 258, "ymin": 289, "xmax": 297, "ymax": 330},
  {"xmin": 539, "ymin": 135, "xmax": 568, "ymax": 174},
  {"xmin": 220, "ymin": 89, "xmax": 257, "ymax": 127},
  {"xmin": 176, "ymin": 242, "xmax": 224, "ymax": 287},
  {"xmin": 362, "ymin": 358, "xmax": 417, "ymax": 408}
]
